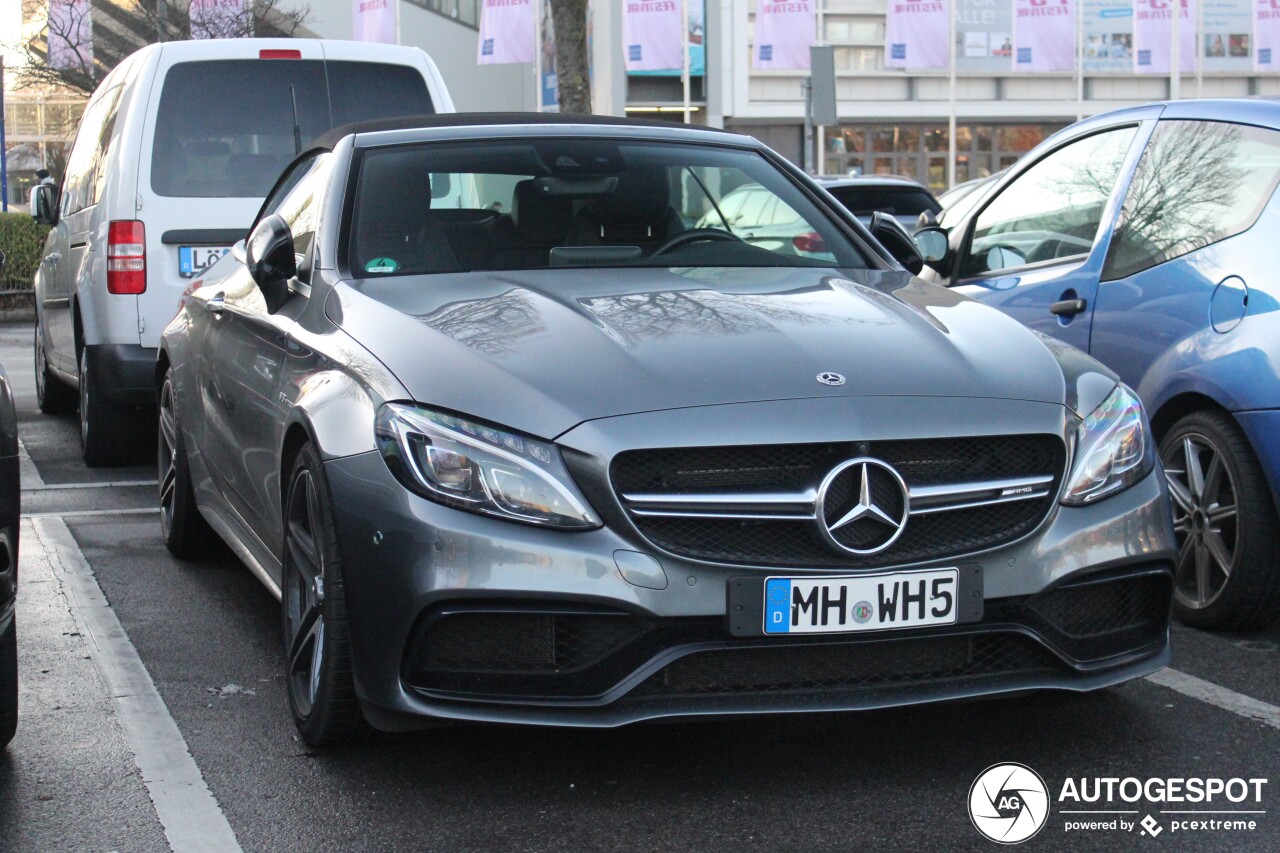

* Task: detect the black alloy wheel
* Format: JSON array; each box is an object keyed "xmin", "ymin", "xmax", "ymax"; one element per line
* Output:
[
  {"xmin": 282, "ymin": 444, "xmax": 363, "ymax": 746},
  {"xmin": 158, "ymin": 370, "xmax": 213, "ymax": 558},
  {"xmin": 1161, "ymin": 411, "xmax": 1280, "ymax": 630}
]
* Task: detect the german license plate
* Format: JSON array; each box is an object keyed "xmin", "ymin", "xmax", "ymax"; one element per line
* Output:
[
  {"xmin": 764, "ymin": 568, "xmax": 958, "ymax": 634},
  {"xmin": 179, "ymin": 245, "xmax": 231, "ymax": 278}
]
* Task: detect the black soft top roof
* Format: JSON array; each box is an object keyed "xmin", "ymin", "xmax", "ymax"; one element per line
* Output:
[{"xmin": 307, "ymin": 112, "xmax": 747, "ymax": 152}]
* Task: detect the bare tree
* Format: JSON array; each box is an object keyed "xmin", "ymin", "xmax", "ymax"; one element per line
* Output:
[
  {"xmin": 16, "ymin": 0, "xmax": 310, "ymax": 95},
  {"xmin": 547, "ymin": 0, "xmax": 589, "ymax": 114}
]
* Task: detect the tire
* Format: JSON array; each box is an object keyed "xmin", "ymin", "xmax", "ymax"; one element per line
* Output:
[
  {"xmin": 34, "ymin": 322, "xmax": 75, "ymax": 415},
  {"xmin": 0, "ymin": 617, "xmax": 16, "ymax": 748},
  {"xmin": 1160, "ymin": 410, "xmax": 1280, "ymax": 631},
  {"xmin": 79, "ymin": 347, "xmax": 129, "ymax": 468},
  {"xmin": 158, "ymin": 370, "xmax": 214, "ymax": 558},
  {"xmin": 282, "ymin": 443, "xmax": 364, "ymax": 746}
]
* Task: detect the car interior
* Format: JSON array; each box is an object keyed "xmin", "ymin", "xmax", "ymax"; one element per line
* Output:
[{"xmin": 347, "ymin": 139, "xmax": 867, "ymax": 276}]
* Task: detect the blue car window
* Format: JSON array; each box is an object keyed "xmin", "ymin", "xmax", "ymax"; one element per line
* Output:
[
  {"xmin": 1102, "ymin": 120, "xmax": 1280, "ymax": 281},
  {"xmin": 960, "ymin": 126, "xmax": 1138, "ymax": 279}
]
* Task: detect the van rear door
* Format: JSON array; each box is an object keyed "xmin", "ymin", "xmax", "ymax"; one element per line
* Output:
[
  {"xmin": 135, "ymin": 40, "xmax": 328, "ymax": 350},
  {"xmin": 135, "ymin": 41, "xmax": 447, "ymax": 350}
]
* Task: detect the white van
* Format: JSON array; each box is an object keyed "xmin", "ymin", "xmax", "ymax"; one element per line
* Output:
[{"xmin": 31, "ymin": 39, "xmax": 454, "ymax": 465}]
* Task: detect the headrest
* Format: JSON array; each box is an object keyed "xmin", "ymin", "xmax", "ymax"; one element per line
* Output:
[
  {"xmin": 512, "ymin": 179, "xmax": 573, "ymax": 244},
  {"xmin": 600, "ymin": 165, "xmax": 670, "ymax": 223},
  {"xmin": 359, "ymin": 152, "xmax": 433, "ymax": 231}
]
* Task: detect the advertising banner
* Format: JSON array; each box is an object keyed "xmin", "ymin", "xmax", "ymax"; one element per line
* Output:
[
  {"xmin": 884, "ymin": 0, "xmax": 950, "ymax": 70},
  {"xmin": 624, "ymin": 1, "xmax": 682, "ymax": 71},
  {"xmin": 1083, "ymin": 0, "xmax": 1134, "ymax": 71},
  {"xmin": 1014, "ymin": 0, "xmax": 1076, "ymax": 71},
  {"xmin": 1134, "ymin": 0, "xmax": 1196, "ymax": 73},
  {"xmin": 190, "ymin": 0, "xmax": 247, "ymax": 39},
  {"xmin": 630, "ymin": 1, "xmax": 705, "ymax": 76},
  {"xmin": 47, "ymin": 0, "xmax": 92, "ymax": 71},
  {"xmin": 353, "ymin": 0, "xmax": 396, "ymax": 45},
  {"xmin": 1254, "ymin": 0, "xmax": 1279, "ymax": 69},
  {"xmin": 477, "ymin": 0, "xmax": 536, "ymax": 65},
  {"xmin": 957, "ymin": 0, "xmax": 1014, "ymax": 72},
  {"xmin": 754, "ymin": 0, "xmax": 816, "ymax": 70},
  {"xmin": 541, "ymin": 0, "xmax": 558, "ymax": 110}
]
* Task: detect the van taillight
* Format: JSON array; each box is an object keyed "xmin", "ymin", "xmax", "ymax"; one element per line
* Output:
[
  {"xmin": 107, "ymin": 220, "xmax": 146, "ymax": 294},
  {"xmin": 260, "ymin": 49, "xmax": 302, "ymax": 59}
]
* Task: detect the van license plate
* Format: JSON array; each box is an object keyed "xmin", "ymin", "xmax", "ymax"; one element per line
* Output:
[
  {"xmin": 179, "ymin": 245, "xmax": 231, "ymax": 278},
  {"xmin": 764, "ymin": 569, "xmax": 958, "ymax": 634}
]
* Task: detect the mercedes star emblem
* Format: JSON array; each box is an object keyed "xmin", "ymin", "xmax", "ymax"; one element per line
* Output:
[
  {"xmin": 816, "ymin": 458, "xmax": 911, "ymax": 555},
  {"xmin": 817, "ymin": 372, "xmax": 846, "ymax": 386}
]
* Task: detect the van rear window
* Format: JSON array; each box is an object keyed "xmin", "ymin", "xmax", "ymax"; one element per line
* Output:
[{"xmin": 150, "ymin": 59, "xmax": 433, "ymax": 198}]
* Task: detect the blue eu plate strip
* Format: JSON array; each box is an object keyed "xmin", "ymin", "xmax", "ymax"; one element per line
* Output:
[{"xmin": 765, "ymin": 578, "xmax": 791, "ymax": 633}]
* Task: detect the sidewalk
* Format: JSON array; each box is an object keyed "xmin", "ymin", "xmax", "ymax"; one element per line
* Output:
[{"xmin": 0, "ymin": 518, "xmax": 167, "ymax": 853}]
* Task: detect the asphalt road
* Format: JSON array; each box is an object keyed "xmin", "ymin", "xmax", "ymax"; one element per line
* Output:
[{"xmin": 0, "ymin": 318, "xmax": 1279, "ymax": 852}]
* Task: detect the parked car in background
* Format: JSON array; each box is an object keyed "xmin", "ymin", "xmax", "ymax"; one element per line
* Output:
[
  {"xmin": 0, "ymin": 356, "xmax": 20, "ymax": 749},
  {"xmin": 816, "ymin": 175, "xmax": 941, "ymax": 230},
  {"xmin": 933, "ymin": 169, "xmax": 1005, "ymax": 229},
  {"xmin": 160, "ymin": 114, "xmax": 1174, "ymax": 746},
  {"xmin": 31, "ymin": 38, "xmax": 454, "ymax": 466},
  {"xmin": 913, "ymin": 99, "xmax": 1280, "ymax": 629}
]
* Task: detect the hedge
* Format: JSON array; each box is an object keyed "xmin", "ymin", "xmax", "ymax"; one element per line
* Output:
[{"xmin": 0, "ymin": 211, "xmax": 50, "ymax": 292}]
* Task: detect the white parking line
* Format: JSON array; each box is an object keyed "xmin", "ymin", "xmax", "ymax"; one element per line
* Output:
[
  {"xmin": 23, "ymin": 479, "xmax": 158, "ymax": 491},
  {"xmin": 1146, "ymin": 668, "xmax": 1280, "ymax": 730},
  {"xmin": 32, "ymin": 517, "xmax": 243, "ymax": 853},
  {"xmin": 17, "ymin": 438, "xmax": 45, "ymax": 488},
  {"xmin": 22, "ymin": 507, "xmax": 161, "ymax": 519}
]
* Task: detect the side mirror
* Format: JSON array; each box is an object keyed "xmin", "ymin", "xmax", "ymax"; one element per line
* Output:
[
  {"xmin": 869, "ymin": 211, "xmax": 924, "ymax": 275},
  {"xmin": 245, "ymin": 214, "xmax": 295, "ymax": 313},
  {"xmin": 913, "ymin": 226, "xmax": 950, "ymax": 269},
  {"xmin": 916, "ymin": 209, "xmax": 938, "ymax": 229},
  {"xmin": 33, "ymin": 184, "xmax": 59, "ymax": 226}
]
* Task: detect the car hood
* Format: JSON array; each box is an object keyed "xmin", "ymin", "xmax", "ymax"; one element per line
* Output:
[{"xmin": 326, "ymin": 266, "xmax": 1070, "ymax": 439}]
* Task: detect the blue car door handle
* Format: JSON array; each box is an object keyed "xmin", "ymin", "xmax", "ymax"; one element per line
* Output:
[{"xmin": 1050, "ymin": 298, "xmax": 1088, "ymax": 317}]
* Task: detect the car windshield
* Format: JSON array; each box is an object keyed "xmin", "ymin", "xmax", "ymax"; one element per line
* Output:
[{"xmin": 346, "ymin": 138, "xmax": 869, "ymax": 276}]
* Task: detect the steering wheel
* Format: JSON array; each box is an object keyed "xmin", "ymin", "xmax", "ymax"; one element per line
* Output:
[{"xmin": 652, "ymin": 228, "xmax": 744, "ymax": 256}]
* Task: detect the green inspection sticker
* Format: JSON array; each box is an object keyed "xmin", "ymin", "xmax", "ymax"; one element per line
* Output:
[{"xmin": 365, "ymin": 257, "xmax": 399, "ymax": 273}]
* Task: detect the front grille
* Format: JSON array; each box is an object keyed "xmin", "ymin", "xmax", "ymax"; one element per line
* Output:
[
  {"xmin": 611, "ymin": 435, "xmax": 1064, "ymax": 568},
  {"xmin": 629, "ymin": 634, "xmax": 1057, "ymax": 698}
]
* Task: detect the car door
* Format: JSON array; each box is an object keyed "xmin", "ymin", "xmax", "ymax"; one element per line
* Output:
[
  {"xmin": 948, "ymin": 122, "xmax": 1150, "ymax": 352},
  {"xmin": 45, "ymin": 87, "xmax": 121, "ymax": 372},
  {"xmin": 203, "ymin": 155, "xmax": 329, "ymax": 541},
  {"xmin": 1090, "ymin": 118, "xmax": 1280, "ymax": 402}
]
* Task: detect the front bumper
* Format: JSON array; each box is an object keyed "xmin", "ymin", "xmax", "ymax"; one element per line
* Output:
[{"xmin": 324, "ymin": 440, "xmax": 1176, "ymax": 731}]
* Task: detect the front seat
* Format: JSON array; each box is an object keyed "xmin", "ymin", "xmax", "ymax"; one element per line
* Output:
[
  {"xmin": 566, "ymin": 165, "xmax": 682, "ymax": 251},
  {"xmin": 353, "ymin": 159, "xmax": 459, "ymax": 275}
]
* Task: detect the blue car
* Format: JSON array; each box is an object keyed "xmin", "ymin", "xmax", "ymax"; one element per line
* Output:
[{"xmin": 914, "ymin": 99, "xmax": 1280, "ymax": 630}]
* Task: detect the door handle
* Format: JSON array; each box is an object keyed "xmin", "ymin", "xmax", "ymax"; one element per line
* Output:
[
  {"xmin": 1050, "ymin": 298, "xmax": 1087, "ymax": 317},
  {"xmin": 208, "ymin": 292, "xmax": 226, "ymax": 316}
]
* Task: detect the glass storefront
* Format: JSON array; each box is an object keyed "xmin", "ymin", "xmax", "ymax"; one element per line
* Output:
[{"xmin": 824, "ymin": 122, "xmax": 1067, "ymax": 191}]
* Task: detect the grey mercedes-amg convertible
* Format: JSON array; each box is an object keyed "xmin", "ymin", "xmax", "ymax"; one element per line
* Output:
[{"xmin": 158, "ymin": 115, "xmax": 1176, "ymax": 746}]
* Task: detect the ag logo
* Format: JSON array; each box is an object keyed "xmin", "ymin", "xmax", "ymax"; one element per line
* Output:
[{"xmin": 969, "ymin": 763, "xmax": 1050, "ymax": 844}]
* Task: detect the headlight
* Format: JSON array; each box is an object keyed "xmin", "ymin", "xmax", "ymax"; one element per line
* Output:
[
  {"xmin": 375, "ymin": 404, "xmax": 600, "ymax": 529},
  {"xmin": 1061, "ymin": 384, "xmax": 1154, "ymax": 505}
]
